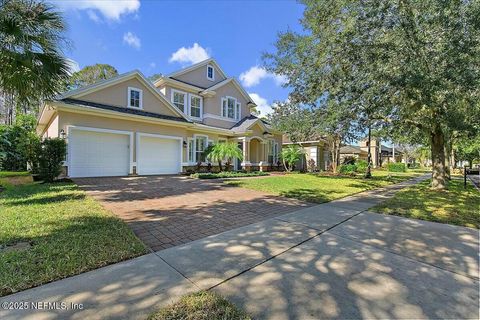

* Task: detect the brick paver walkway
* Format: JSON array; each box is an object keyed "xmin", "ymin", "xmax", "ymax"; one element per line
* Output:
[{"xmin": 74, "ymin": 176, "xmax": 311, "ymax": 251}]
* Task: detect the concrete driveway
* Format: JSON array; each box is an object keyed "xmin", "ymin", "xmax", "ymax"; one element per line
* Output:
[{"xmin": 74, "ymin": 175, "xmax": 311, "ymax": 251}]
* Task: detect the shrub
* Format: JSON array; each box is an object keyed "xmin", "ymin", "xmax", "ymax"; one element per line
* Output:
[
  {"xmin": 281, "ymin": 145, "xmax": 304, "ymax": 172},
  {"xmin": 342, "ymin": 156, "xmax": 356, "ymax": 165},
  {"xmin": 408, "ymin": 163, "xmax": 420, "ymax": 169},
  {"xmin": 387, "ymin": 162, "xmax": 406, "ymax": 172},
  {"xmin": 191, "ymin": 171, "xmax": 269, "ymax": 179},
  {"xmin": 307, "ymin": 158, "xmax": 316, "ymax": 172},
  {"xmin": 339, "ymin": 164, "xmax": 357, "ymax": 174},
  {"xmin": 0, "ymin": 114, "xmax": 39, "ymax": 171},
  {"xmin": 39, "ymin": 138, "xmax": 67, "ymax": 182},
  {"xmin": 356, "ymin": 160, "xmax": 368, "ymax": 173}
]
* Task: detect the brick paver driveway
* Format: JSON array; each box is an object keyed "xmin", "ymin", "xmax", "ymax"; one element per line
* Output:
[{"xmin": 74, "ymin": 175, "xmax": 311, "ymax": 251}]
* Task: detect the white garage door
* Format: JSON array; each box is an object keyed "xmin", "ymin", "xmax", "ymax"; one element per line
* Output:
[
  {"xmin": 137, "ymin": 135, "xmax": 181, "ymax": 175},
  {"xmin": 69, "ymin": 129, "xmax": 130, "ymax": 178}
]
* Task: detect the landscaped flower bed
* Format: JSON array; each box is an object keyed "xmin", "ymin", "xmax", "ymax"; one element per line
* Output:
[{"xmin": 190, "ymin": 171, "xmax": 269, "ymax": 179}]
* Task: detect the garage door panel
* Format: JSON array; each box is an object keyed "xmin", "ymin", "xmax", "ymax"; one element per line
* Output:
[
  {"xmin": 138, "ymin": 136, "xmax": 180, "ymax": 175},
  {"xmin": 69, "ymin": 130, "xmax": 130, "ymax": 178}
]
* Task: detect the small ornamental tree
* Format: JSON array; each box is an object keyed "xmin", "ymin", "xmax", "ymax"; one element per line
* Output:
[
  {"xmin": 281, "ymin": 145, "xmax": 304, "ymax": 172},
  {"xmin": 206, "ymin": 142, "xmax": 243, "ymax": 172},
  {"xmin": 38, "ymin": 138, "xmax": 66, "ymax": 182}
]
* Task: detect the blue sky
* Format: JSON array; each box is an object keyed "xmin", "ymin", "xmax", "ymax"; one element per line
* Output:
[{"xmin": 55, "ymin": 0, "xmax": 305, "ymax": 116}]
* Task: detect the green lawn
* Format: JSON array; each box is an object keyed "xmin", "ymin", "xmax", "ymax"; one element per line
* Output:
[
  {"xmin": 226, "ymin": 170, "xmax": 424, "ymax": 203},
  {"xmin": 0, "ymin": 173, "xmax": 147, "ymax": 297},
  {"xmin": 149, "ymin": 291, "xmax": 250, "ymax": 320},
  {"xmin": 371, "ymin": 179, "xmax": 480, "ymax": 228},
  {"xmin": 0, "ymin": 171, "xmax": 30, "ymax": 178}
]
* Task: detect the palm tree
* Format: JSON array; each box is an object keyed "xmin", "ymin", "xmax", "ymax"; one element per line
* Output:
[
  {"xmin": 281, "ymin": 145, "xmax": 303, "ymax": 172},
  {"xmin": 0, "ymin": 0, "xmax": 70, "ymax": 123},
  {"xmin": 207, "ymin": 142, "xmax": 243, "ymax": 171}
]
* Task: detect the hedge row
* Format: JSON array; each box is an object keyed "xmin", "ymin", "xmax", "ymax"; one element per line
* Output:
[{"xmin": 191, "ymin": 171, "xmax": 269, "ymax": 179}]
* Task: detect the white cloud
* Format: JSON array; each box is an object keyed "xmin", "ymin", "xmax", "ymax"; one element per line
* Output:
[
  {"xmin": 86, "ymin": 10, "xmax": 100, "ymax": 23},
  {"xmin": 169, "ymin": 43, "xmax": 210, "ymax": 65},
  {"xmin": 57, "ymin": 0, "xmax": 140, "ymax": 22},
  {"xmin": 66, "ymin": 58, "xmax": 80, "ymax": 75},
  {"xmin": 249, "ymin": 93, "xmax": 273, "ymax": 117},
  {"xmin": 123, "ymin": 32, "xmax": 141, "ymax": 49},
  {"xmin": 240, "ymin": 65, "xmax": 287, "ymax": 88}
]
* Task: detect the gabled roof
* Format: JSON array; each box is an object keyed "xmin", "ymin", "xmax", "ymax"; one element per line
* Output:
[
  {"xmin": 166, "ymin": 58, "xmax": 228, "ymax": 79},
  {"xmin": 153, "ymin": 76, "xmax": 207, "ymax": 92},
  {"xmin": 282, "ymin": 135, "xmax": 327, "ymax": 144},
  {"xmin": 340, "ymin": 145, "xmax": 363, "ymax": 154},
  {"xmin": 201, "ymin": 78, "xmax": 256, "ymax": 106},
  {"xmin": 61, "ymin": 98, "xmax": 190, "ymax": 123},
  {"xmin": 230, "ymin": 114, "xmax": 270, "ymax": 133},
  {"xmin": 58, "ymin": 70, "xmax": 189, "ymax": 121}
]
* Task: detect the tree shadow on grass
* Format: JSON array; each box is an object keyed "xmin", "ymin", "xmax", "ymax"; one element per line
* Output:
[
  {"xmin": 372, "ymin": 180, "xmax": 480, "ymax": 228},
  {"xmin": 1, "ymin": 183, "xmax": 85, "ymax": 206},
  {"xmin": 0, "ymin": 215, "xmax": 147, "ymax": 297},
  {"xmin": 279, "ymin": 188, "xmax": 336, "ymax": 203}
]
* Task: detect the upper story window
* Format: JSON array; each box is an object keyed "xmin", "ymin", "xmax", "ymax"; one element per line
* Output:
[
  {"xmin": 172, "ymin": 89, "xmax": 186, "ymax": 112},
  {"xmin": 207, "ymin": 64, "xmax": 215, "ymax": 81},
  {"xmin": 171, "ymin": 89, "xmax": 203, "ymax": 119},
  {"xmin": 128, "ymin": 87, "xmax": 142, "ymax": 109},
  {"xmin": 221, "ymin": 97, "xmax": 240, "ymax": 120},
  {"xmin": 189, "ymin": 94, "xmax": 202, "ymax": 118}
]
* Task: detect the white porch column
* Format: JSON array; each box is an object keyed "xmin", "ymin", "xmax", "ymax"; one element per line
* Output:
[
  {"xmin": 240, "ymin": 137, "xmax": 251, "ymax": 168},
  {"xmin": 258, "ymin": 140, "xmax": 270, "ymax": 171}
]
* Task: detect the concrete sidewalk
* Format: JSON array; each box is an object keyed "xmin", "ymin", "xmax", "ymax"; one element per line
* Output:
[{"xmin": 2, "ymin": 174, "xmax": 478, "ymax": 320}]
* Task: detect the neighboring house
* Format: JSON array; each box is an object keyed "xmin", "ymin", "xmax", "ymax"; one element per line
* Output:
[
  {"xmin": 341, "ymin": 138, "xmax": 404, "ymax": 167},
  {"xmin": 37, "ymin": 59, "xmax": 282, "ymax": 178},
  {"xmin": 282, "ymin": 136, "xmax": 330, "ymax": 171},
  {"xmin": 339, "ymin": 145, "xmax": 368, "ymax": 163}
]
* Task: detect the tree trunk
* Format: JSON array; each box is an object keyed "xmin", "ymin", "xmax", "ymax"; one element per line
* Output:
[
  {"xmin": 450, "ymin": 147, "xmax": 456, "ymax": 169},
  {"xmin": 330, "ymin": 138, "xmax": 340, "ymax": 173},
  {"xmin": 365, "ymin": 126, "xmax": 372, "ymax": 178},
  {"xmin": 218, "ymin": 160, "xmax": 223, "ymax": 172},
  {"xmin": 431, "ymin": 127, "xmax": 447, "ymax": 190},
  {"xmin": 445, "ymin": 143, "xmax": 451, "ymax": 180}
]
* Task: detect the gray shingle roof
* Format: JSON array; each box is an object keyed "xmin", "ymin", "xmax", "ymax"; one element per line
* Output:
[
  {"xmin": 340, "ymin": 145, "xmax": 363, "ymax": 154},
  {"xmin": 60, "ymin": 98, "xmax": 191, "ymax": 123},
  {"xmin": 230, "ymin": 115, "xmax": 271, "ymax": 133}
]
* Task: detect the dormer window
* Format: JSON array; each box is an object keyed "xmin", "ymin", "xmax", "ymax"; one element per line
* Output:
[
  {"xmin": 207, "ymin": 64, "xmax": 215, "ymax": 81},
  {"xmin": 128, "ymin": 87, "xmax": 142, "ymax": 109}
]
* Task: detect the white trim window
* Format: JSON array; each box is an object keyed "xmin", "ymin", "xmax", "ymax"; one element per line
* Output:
[
  {"xmin": 273, "ymin": 142, "xmax": 279, "ymax": 163},
  {"xmin": 171, "ymin": 89, "xmax": 187, "ymax": 113},
  {"xmin": 267, "ymin": 140, "xmax": 274, "ymax": 164},
  {"xmin": 188, "ymin": 138, "xmax": 194, "ymax": 163},
  {"xmin": 207, "ymin": 64, "xmax": 215, "ymax": 81},
  {"xmin": 192, "ymin": 135, "xmax": 208, "ymax": 163},
  {"xmin": 221, "ymin": 96, "xmax": 240, "ymax": 120},
  {"xmin": 189, "ymin": 94, "xmax": 203, "ymax": 119},
  {"xmin": 236, "ymin": 102, "xmax": 241, "ymax": 120},
  {"xmin": 127, "ymin": 87, "xmax": 142, "ymax": 109}
]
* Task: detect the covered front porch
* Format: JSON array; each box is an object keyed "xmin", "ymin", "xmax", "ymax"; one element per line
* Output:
[{"xmin": 236, "ymin": 136, "xmax": 279, "ymax": 171}]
